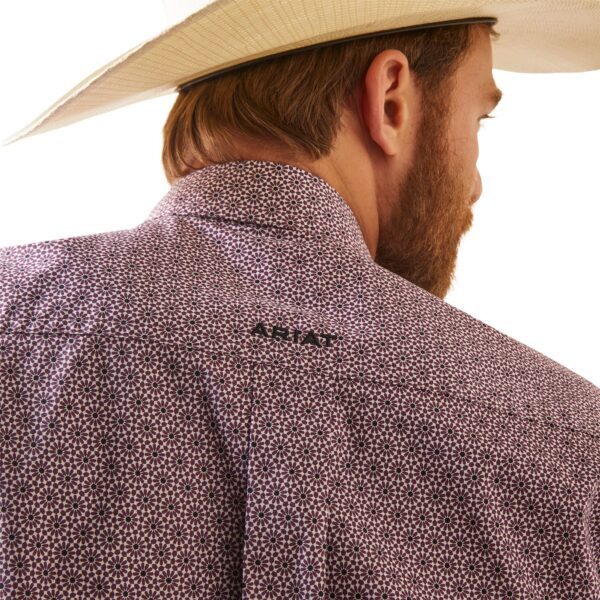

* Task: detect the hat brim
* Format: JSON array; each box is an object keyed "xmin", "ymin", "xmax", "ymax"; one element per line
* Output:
[{"xmin": 3, "ymin": 0, "xmax": 599, "ymax": 146}]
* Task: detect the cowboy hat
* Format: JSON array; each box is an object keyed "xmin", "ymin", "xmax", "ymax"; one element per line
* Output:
[{"xmin": 2, "ymin": 0, "xmax": 599, "ymax": 147}]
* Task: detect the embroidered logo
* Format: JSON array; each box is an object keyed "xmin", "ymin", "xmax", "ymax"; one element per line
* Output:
[{"xmin": 251, "ymin": 322, "xmax": 338, "ymax": 348}]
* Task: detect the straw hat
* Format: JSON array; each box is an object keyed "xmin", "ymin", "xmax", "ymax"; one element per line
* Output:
[{"xmin": 2, "ymin": 0, "xmax": 599, "ymax": 147}]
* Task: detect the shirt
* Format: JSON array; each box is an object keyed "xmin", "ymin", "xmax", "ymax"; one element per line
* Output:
[{"xmin": 1, "ymin": 158, "xmax": 600, "ymax": 599}]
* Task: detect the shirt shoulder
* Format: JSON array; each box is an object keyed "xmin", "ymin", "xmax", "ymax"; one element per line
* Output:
[
  {"xmin": 361, "ymin": 265, "xmax": 600, "ymax": 438},
  {"xmin": 0, "ymin": 219, "xmax": 170, "ymax": 335}
]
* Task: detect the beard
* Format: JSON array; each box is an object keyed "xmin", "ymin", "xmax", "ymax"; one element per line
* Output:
[{"xmin": 374, "ymin": 85, "xmax": 474, "ymax": 300}]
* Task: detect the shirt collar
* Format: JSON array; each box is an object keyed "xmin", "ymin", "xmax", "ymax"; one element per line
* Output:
[{"xmin": 146, "ymin": 159, "xmax": 373, "ymax": 259}]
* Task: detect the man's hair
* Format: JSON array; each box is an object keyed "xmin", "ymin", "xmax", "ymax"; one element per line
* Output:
[{"xmin": 162, "ymin": 23, "xmax": 500, "ymax": 184}]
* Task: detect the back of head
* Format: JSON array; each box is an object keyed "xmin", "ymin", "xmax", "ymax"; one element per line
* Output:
[{"xmin": 161, "ymin": 22, "xmax": 499, "ymax": 184}]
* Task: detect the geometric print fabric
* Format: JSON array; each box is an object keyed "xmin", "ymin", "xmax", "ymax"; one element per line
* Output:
[{"xmin": 1, "ymin": 159, "xmax": 600, "ymax": 598}]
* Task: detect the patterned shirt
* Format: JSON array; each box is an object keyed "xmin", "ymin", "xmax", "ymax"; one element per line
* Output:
[{"xmin": 1, "ymin": 159, "xmax": 600, "ymax": 599}]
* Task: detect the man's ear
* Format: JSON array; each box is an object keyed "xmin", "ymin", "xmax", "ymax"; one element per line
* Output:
[{"xmin": 361, "ymin": 49, "xmax": 412, "ymax": 158}]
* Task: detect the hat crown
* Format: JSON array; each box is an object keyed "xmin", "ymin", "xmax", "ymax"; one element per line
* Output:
[{"xmin": 161, "ymin": 0, "xmax": 212, "ymax": 26}]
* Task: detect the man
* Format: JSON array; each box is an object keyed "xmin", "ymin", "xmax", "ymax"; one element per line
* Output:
[
  {"xmin": 1, "ymin": 2, "xmax": 599, "ymax": 598},
  {"xmin": 184, "ymin": 24, "xmax": 499, "ymax": 300}
]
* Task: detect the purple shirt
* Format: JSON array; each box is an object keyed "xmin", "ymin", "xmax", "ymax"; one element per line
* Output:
[{"xmin": 1, "ymin": 159, "xmax": 600, "ymax": 598}]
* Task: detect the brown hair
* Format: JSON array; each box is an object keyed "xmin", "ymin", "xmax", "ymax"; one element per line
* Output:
[{"xmin": 162, "ymin": 23, "xmax": 500, "ymax": 184}]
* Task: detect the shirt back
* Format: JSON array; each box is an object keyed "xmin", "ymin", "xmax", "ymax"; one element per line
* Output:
[{"xmin": 1, "ymin": 159, "xmax": 600, "ymax": 598}]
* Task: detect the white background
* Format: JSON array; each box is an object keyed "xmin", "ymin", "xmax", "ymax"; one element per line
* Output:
[{"xmin": 1, "ymin": 2, "xmax": 599, "ymax": 386}]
